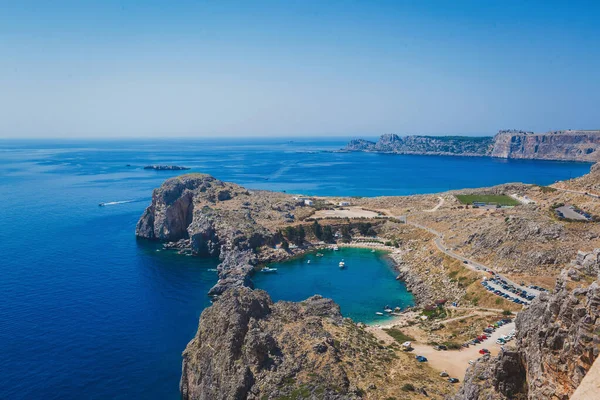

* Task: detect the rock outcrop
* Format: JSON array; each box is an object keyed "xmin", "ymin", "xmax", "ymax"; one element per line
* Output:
[
  {"xmin": 344, "ymin": 130, "xmax": 600, "ymax": 162},
  {"xmin": 491, "ymin": 130, "xmax": 600, "ymax": 162},
  {"xmin": 136, "ymin": 174, "xmax": 309, "ymax": 294},
  {"xmin": 453, "ymin": 250, "xmax": 600, "ymax": 399},
  {"xmin": 181, "ymin": 287, "xmax": 454, "ymax": 400},
  {"xmin": 180, "ymin": 288, "xmax": 356, "ymax": 400}
]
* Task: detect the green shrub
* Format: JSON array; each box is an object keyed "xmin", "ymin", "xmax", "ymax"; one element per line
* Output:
[
  {"xmin": 383, "ymin": 328, "xmax": 414, "ymax": 343},
  {"xmin": 401, "ymin": 383, "xmax": 415, "ymax": 392}
]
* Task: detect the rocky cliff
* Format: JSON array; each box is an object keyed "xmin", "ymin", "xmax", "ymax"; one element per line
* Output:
[
  {"xmin": 491, "ymin": 130, "xmax": 600, "ymax": 161},
  {"xmin": 180, "ymin": 287, "xmax": 453, "ymax": 400},
  {"xmin": 344, "ymin": 130, "xmax": 600, "ymax": 161},
  {"xmin": 180, "ymin": 288, "xmax": 355, "ymax": 400},
  {"xmin": 136, "ymin": 173, "xmax": 306, "ymax": 295},
  {"xmin": 453, "ymin": 250, "xmax": 600, "ymax": 399}
]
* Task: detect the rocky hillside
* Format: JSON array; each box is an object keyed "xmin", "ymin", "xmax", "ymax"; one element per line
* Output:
[
  {"xmin": 453, "ymin": 250, "xmax": 600, "ymax": 399},
  {"xmin": 344, "ymin": 130, "xmax": 600, "ymax": 161},
  {"xmin": 181, "ymin": 287, "xmax": 452, "ymax": 400},
  {"xmin": 135, "ymin": 173, "xmax": 311, "ymax": 295},
  {"xmin": 554, "ymin": 161, "xmax": 600, "ymax": 195}
]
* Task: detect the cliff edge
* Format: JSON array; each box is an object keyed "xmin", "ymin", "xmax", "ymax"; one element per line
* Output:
[
  {"xmin": 136, "ymin": 173, "xmax": 304, "ymax": 294},
  {"xmin": 344, "ymin": 130, "xmax": 600, "ymax": 162},
  {"xmin": 491, "ymin": 130, "xmax": 600, "ymax": 162}
]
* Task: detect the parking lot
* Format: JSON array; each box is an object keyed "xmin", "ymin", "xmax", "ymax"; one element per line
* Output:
[
  {"xmin": 481, "ymin": 276, "xmax": 548, "ymax": 305},
  {"xmin": 555, "ymin": 205, "xmax": 592, "ymax": 221}
]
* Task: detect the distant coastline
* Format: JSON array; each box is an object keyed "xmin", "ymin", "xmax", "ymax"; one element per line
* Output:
[{"xmin": 342, "ymin": 130, "xmax": 600, "ymax": 162}]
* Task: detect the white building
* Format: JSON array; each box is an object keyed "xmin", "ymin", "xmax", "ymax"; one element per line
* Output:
[
  {"xmin": 304, "ymin": 199, "xmax": 314, "ymax": 206},
  {"xmin": 338, "ymin": 201, "xmax": 350, "ymax": 206}
]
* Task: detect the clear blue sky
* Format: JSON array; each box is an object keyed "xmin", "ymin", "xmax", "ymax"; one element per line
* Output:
[{"xmin": 1, "ymin": 0, "xmax": 599, "ymax": 138}]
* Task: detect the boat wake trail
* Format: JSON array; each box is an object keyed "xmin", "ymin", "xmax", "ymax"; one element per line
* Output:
[{"xmin": 98, "ymin": 199, "xmax": 147, "ymax": 207}]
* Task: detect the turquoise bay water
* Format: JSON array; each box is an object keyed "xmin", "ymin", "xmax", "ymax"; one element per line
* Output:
[
  {"xmin": 253, "ymin": 248, "xmax": 413, "ymax": 324},
  {"xmin": 0, "ymin": 138, "xmax": 592, "ymax": 399}
]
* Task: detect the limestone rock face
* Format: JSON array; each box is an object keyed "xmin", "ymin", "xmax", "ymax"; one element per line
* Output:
[
  {"xmin": 136, "ymin": 173, "xmax": 304, "ymax": 294},
  {"xmin": 136, "ymin": 174, "xmax": 215, "ymax": 241},
  {"xmin": 491, "ymin": 130, "xmax": 600, "ymax": 161},
  {"xmin": 453, "ymin": 252, "xmax": 600, "ymax": 399},
  {"xmin": 344, "ymin": 130, "xmax": 600, "ymax": 161},
  {"xmin": 180, "ymin": 288, "xmax": 361, "ymax": 400}
]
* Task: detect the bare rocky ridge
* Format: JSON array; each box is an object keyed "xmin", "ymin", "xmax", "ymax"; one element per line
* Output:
[
  {"xmin": 180, "ymin": 287, "xmax": 452, "ymax": 400},
  {"xmin": 345, "ymin": 130, "xmax": 600, "ymax": 162},
  {"xmin": 136, "ymin": 173, "xmax": 310, "ymax": 295},
  {"xmin": 453, "ymin": 250, "xmax": 600, "ymax": 400},
  {"xmin": 180, "ymin": 287, "xmax": 353, "ymax": 400}
]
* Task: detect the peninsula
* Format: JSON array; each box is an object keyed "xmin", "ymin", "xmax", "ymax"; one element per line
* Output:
[
  {"xmin": 136, "ymin": 165, "xmax": 600, "ymax": 399},
  {"xmin": 344, "ymin": 130, "xmax": 600, "ymax": 162}
]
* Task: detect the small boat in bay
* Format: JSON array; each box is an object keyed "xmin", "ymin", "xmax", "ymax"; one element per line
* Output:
[
  {"xmin": 262, "ymin": 267, "xmax": 278, "ymax": 273},
  {"xmin": 375, "ymin": 312, "xmax": 384, "ymax": 316},
  {"xmin": 339, "ymin": 261, "xmax": 345, "ymax": 268},
  {"xmin": 307, "ymin": 260, "xmax": 311, "ymax": 264},
  {"xmin": 333, "ymin": 246, "xmax": 339, "ymax": 251}
]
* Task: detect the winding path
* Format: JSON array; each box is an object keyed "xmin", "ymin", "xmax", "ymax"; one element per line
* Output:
[
  {"xmin": 405, "ymin": 219, "xmax": 541, "ymax": 299},
  {"xmin": 424, "ymin": 196, "xmax": 445, "ymax": 212},
  {"xmin": 550, "ymin": 186, "xmax": 600, "ymax": 199}
]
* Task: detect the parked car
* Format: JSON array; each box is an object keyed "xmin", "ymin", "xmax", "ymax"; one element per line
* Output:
[
  {"xmin": 415, "ymin": 355, "xmax": 428, "ymax": 362},
  {"xmin": 448, "ymin": 378, "xmax": 460, "ymax": 384}
]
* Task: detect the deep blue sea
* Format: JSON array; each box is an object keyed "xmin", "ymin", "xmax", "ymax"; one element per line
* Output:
[{"xmin": 0, "ymin": 138, "xmax": 591, "ymax": 399}]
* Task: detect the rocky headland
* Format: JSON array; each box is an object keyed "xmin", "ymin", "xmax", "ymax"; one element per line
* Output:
[
  {"xmin": 180, "ymin": 287, "xmax": 452, "ymax": 400},
  {"xmin": 135, "ymin": 173, "xmax": 312, "ymax": 295},
  {"xmin": 344, "ymin": 130, "xmax": 600, "ymax": 162},
  {"xmin": 345, "ymin": 134, "xmax": 493, "ymax": 157}
]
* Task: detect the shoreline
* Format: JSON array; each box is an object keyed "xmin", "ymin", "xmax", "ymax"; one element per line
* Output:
[{"xmin": 259, "ymin": 240, "xmax": 423, "ymax": 327}]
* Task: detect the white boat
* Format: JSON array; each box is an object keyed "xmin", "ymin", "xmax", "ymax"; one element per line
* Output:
[
  {"xmin": 384, "ymin": 308, "xmax": 393, "ymax": 313},
  {"xmin": 333, "ymin": 246, "xmax": 339, "ymax": 251},
  {"xmin": 316, "ymin": 253, "xmax": 324, "ymax": 257},
  {"xmin": 339, "ymin": 260, "xmax": 345, "ymax": 268},
  {"xmin": 262, "ymin": 267, "xmax": 278, "ymax": 273},
  {"xmin": 375, "ymin": 312, "xmax": 384, "ymax": 316},
  {"xmin": 307, "ymin": 260, "xmax": 311, "ymax": 264}
]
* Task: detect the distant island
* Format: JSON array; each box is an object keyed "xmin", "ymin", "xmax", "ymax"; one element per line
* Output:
[
  {"xmin": 343, "ymin": 130, "xmax": 600, "ymax": 162},
  {"xmin": 143, "ymin": 165, "xmax": 190, "ymax": 171}
]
